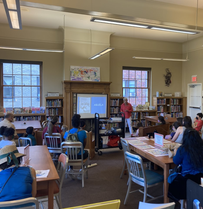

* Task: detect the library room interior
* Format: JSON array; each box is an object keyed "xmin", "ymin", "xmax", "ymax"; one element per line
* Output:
[{"xmin": 1, "ymin": 0, "xmax": 203, "ymax": 209}]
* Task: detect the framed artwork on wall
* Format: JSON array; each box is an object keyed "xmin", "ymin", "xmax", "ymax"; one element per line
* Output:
[{"xmin": 70, "ymin": 66, "xmax": 100, "ymax": 81}]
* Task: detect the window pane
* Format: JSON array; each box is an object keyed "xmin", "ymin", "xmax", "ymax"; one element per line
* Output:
[
  {"xmin": 14, "ymin": 87, "xmax": 22, "ymax": 97},
  {"xmin": 3, "ymin": 86, "xmax": 12, "ymax": 98},
  {"xmin": 137, "ymin": 80, "xmax": 141, "ymax": 87},
  {"xmin": 123, "ymin": 88, "xmax": 129, "ymax": 97},
  {"xmin": 32, "ymin": 98, "xmax": 40, "ymax": 107},
  {"xmin": 142, "ymin": 89, "xmax": 148, "ymax": 97},
  {"xmin": 22, "ymin": 64, "xmax": 30, "ymax": 74},
  {"xmin": 3, "ymin": 76, "xmax": 12, "ymax": 85},
  {"xmin": 3, "ymin": 63, "xmax": 12, "ymax": 74},
  {"xmin": 13, "ymin": 75, "xmax": 21, "ymax": 85},
  {"xmin": 136, "ymin": 71, "xmax": 141, "ymax": 79},
  {"xmin": 32, "ymin": 65, "xmax": 40, "ymax": 75},
  {"xmin": 129, "ymin": 81, "xmax": 135, "ymax": 87},
  {"xmin": 32, "ymin": 76, "xmax": 40, "ymax": 86},
  {"xmin": 136, "ymin": 89, "xmax": 141, "ymax": 97},
  {"xmin": 32, "ymin": 87, "xmax": 40, "ymax": 98},
  {"xmin": 14, "ymin": 98, "xmax": 22, "ymax": 107},
  {"xmin": 129, "ymin": 89, "xmax": 136, "ymax": 97},
  {"xmin": 23, "ymin": 87, "xmax": 31, "ymax": 97},
  {"xmin": 4, "ymin": 99, "xmax": 13, "ymax": 108},
  {"xmin": 13, "ymin": 64, "xmax": 21, "ymax": 74},
  {"xmin": 142, "ymin": 98, "xmax": 148, "ymax": 105},
  {"xmin": 123, "ymin": 70, "xmax": 128, "ymax": 79},
  {"xmin": 23, "ymin": 98, "xmax": 31, "ymax": 107},
  {"xmin": 136, "ymin": 98, "xmax": 142, "ymax": 105},
  {"xmin": 142, "ymin": 80, "xmax": 147, "ymax": 87},
  {"xmin": 123, "ymin": 80, "xmax": 128, "ymax": 87},
  {"xmin": 23, "ymin": 76, "xmax": 31, "ymax": 85},
  {"xmin": 129, "ymin": 98, "xmax": 135, "ymax": 106},
  {"xmin": 142, "ymin": 71, "xmax": 148, "ymax": 79},
  {"xmin": 129, "ymin": 71, "xmax": 136, "ymax": 80}
]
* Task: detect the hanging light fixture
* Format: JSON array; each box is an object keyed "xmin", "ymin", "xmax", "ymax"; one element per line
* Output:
[{"xmin": 89, "ymin": 48, "xmax": 114, "ymax": 60}]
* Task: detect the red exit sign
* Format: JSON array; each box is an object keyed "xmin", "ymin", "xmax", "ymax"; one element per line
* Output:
[{"xmin": 192, "ymin": 75, "xmax": 197, "ymax": 82}]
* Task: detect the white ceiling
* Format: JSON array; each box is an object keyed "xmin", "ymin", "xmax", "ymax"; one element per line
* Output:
[
  {"xmin": 153, "ymin": 0, "xmax": 203, "ymax": 8},
  {"xmin": 0, "ymin": 1, "xmax": 203, "ymax": 43}
]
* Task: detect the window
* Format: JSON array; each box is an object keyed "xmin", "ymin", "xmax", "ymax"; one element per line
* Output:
[
  {"xmin": 122, "ymin": 67, "xmax": 150, "ymax": 107},
  {"xmin": 1, "ymin": 62, "xmax": 42, "ymax": 108}
]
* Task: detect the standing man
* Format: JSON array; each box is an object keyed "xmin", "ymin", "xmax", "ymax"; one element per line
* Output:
[
  {"xmin": 0, "ymin": 113, "xmax": 18, "ymax": 141},
  {"xmin": 120, "ymin": 98, "xmax": 134, "ymax": 137}
]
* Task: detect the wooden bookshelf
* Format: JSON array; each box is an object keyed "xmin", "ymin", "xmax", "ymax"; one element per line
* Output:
[{"xmin": 110, "ymin": 97, "xmax": 123, "ymax": 117}]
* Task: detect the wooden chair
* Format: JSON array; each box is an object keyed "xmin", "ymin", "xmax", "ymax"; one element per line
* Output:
[
  {"xmin": 0, "ymin": 197, "xmax": 39, "ymax": 209},
  {"xmin": 18, "ymin": 137, "xmax": 32, "ymax": 146},
  {"xmin": 124, "ymin": 151, "xmax": 164, "ymax": 205},
  {"xmin": 37, "ymin": 153, "xmax": 68, "ymax": 209},
  {"xmin": 64, "ymin": 199, "xmax": 120, "ymax": 209},
  {"xmin": 61, "ymin": 141, "xmax": 89, "ymax": 187}
]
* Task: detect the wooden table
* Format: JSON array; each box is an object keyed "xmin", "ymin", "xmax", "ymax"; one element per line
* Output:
[
  {"xmin": 125, "ymin": 137, "xmax": 175, "ymax": 203},
  {"xmin": 145, "ymin": 116, "xmax": 177, "ymax": 127},
  {"xmin": 13, "ymin": 120, "xmax": 42, "ymax": 134},
  {"xmin": 18, "ymin": 146, "xmax": 59, "ymax": 209}
]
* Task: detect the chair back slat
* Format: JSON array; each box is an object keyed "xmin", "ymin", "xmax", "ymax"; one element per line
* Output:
[
  {"xmin": 18, "ymin": 137, "xmax": 32, "ymax": 147},
  {"xmin": 125, "ymin": 151, "xmax": 146, "ymax": 187},
  {"xmin": 121, "ymin": 138, "xmax": 130, "ymax": 153}
]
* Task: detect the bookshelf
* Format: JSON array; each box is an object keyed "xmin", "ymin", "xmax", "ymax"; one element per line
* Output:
[
  {"xmin": 45, "ymin": 96, "xmax": 63, "ymax": 126},
  {"xmin": 153, "ymin": 97, "xmax": 187, "ymax": 118},
  {"xmin": 131, "ymin": 110, "xmax": 157, "ymax": 127},
  {"xmin": 110, "ymin": 97, "xmax": 123, "ymax": 117}
]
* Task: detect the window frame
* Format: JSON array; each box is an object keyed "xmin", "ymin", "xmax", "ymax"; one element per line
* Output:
[
  {"xmin": 122, "ymin": 66, "xmax": 151, "ymax": 106},
  {"xmin": 0, "ymin": 60, "xmax": 42, "ymax": 108}
]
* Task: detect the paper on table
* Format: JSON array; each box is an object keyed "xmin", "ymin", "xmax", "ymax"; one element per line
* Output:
[
  {"xmin": 144, "ymin": 148, "xmax": 168, "ymax": 157},
  {"xmin": 36, "ymin": 170, "xmax": 50, "ymax": 178},
  {"xmin": 129, "ymin": 140, "xmax": 147, "ymax": 145},
  {"xmin": 136, "ymin": 137, "xmax": 149, "ymax": 141},
  {"xmin": 134, "ymin": 145, "xmax": 155, "ymax": 149}
]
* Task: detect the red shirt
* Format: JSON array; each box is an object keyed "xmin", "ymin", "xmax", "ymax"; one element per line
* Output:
[
  {"xmin": 42, "ymin": 125, "xmax": 62, "ymax": 139},
  {"xmin": 195, "ymin": 120, "xmax": 203, "ymax": 132},
  {"xmin": 120, "ymin": 102, "xmax": 133, "ymax": 119}
]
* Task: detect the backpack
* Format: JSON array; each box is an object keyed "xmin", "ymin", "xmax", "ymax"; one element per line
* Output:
[{"xmin": 65, "ymin": 129, "xmax": 81, "ymax": 154}]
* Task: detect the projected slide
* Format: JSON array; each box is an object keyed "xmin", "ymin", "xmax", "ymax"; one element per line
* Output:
[{"xmin": 77, "ymin": 94, "xmax": 107, "ymax": 118}]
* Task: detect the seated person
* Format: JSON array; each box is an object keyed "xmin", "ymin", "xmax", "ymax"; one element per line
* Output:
[
  {"xmin": 158, "ymin": 116, "xmax": 166, "ymax": 124},
  {"xmin": 42, "ymin": 116, "xmax": 62, "ymax": 145},
  {"xmin": 171, "ymin": 116, "xmax": 192, "ymax": 144},
  {"xmin": 61, "ymin": 125, "xmax": 68, "ymax": 139},
  {"xmin": 80, "ymin": 120, "xmax": 88, "ymax": 133},
  {"xmin": 0, "ymin": 126, "xmax": 16, "ymax": 148},
  {"xmin": 64, "ymin": 114, "xmax": 88, "ymax": 160},
  {"xmin": 168, "ymin": 128, "xmax": 203, "ymax": 202},
  {"xmin": 165, "ymin": 121, "xmax": 181, "ymax": 140},
  {"xmin": 134, "ymin": 122, "xmax": 143, "ymax": 137},
  {"xmin": 193, "ymin": 113, "xmax": 203, "ymax": 133},
  {"xmin": 0, "ymin": 145, "xmax": 36, "ymax": 201},
  {"xmin": 25, "ymin": 126, "xmax": 37, "ymax": 146}
]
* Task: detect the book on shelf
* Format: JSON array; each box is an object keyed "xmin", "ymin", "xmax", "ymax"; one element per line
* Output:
[
  {"xmin": 5, "ymin": 108, "xmax": 13, "ymax": 113},
  {"xmin": 46, "ymin": 99, "xmax": 62, "ymax": 107}
]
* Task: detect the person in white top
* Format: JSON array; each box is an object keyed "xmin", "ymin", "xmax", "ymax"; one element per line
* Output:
[
  {"xmin": 0, "ymin": 113, "xmax": 18, "ymax": 140},
  {"xmin": 0, "ymin": 126, "xmax": 16, "ymax": 149}
]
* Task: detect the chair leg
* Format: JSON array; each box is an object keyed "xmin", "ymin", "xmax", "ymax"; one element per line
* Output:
[
  {"xmin": 82, "ymin": 170, "xmax": 84, "ymax": 187},
  {"xmin": 39, "ymin": 201, "xmax": 44, "ymax": 209},
  {"xmin": 143, "ymin": 185, "xmax": 147, "ymax": 202},
  {"xmin": 180, "ymin": 200, "xmax": 184, "ymax": 209},
  {"xmin": 124, "ymin": 177, "xmax": 132, "ymax": 205},
  {"xmin": 120, "ymin": 160, "xmax": 126, "ymax": 179}
]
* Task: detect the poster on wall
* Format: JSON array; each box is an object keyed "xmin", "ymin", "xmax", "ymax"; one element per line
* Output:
[{"xmin": 70, "ymin": 66, "xmax": 100, "ymax": 82}]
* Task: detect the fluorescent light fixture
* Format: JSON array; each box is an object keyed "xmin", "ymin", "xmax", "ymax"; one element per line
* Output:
[
  {"xmin": 3, "ymin": 0, "xmax": 22, "ymax": 30},
  {"xmin": 89, "ymin": 48, "xmax": 114, "ymax": 60},
  {"xmin": 151, "ymin": 27, "xmax": 197, "ymax": 35},
  {"xmin": 133, "ymin": 56, "xmax": 188, "ymax": 62},
  {"xmin": 91, "ymin": 18, "xmax": 147, "ymax": 28},
  {"xmin": 0, "ymin": 46, "xmax": 63, "ymax": 53},
  {"xmin": 91, "ymin": 18, "xmax": 199, "ymax": 35}
]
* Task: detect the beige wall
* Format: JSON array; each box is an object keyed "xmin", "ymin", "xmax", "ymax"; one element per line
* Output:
[
  {"xmin": 63, "ymin": 27, "xmax": 111, "ymax": 81},
  {"xmin": 110, "ymin": 36, "xmax": 183, "ymax": 103},
  {"xmin": 0, "ymin": 24, "xmax": 64, "ymax": 106},
  {"xmin": 182, "ymin": 36, "xmax": 203, "ymax": 97}
]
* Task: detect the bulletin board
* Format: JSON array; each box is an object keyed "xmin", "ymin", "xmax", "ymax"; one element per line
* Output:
[{"xmin": 70, "ymin": 66, "xmax": 100, "ymax": 81}]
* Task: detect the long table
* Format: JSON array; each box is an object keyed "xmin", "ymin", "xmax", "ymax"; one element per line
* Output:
[
  {"xmin": 18, "ymin": 146, "xmax": 59, "ymax": 209},
  {"xmin": 125, "ymin": 137, "xmax": 175, "ymax": 203}
]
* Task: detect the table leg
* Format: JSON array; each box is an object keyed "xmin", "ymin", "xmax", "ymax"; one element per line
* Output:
[
  {"xmin": 48, "ymin": 180, "xmax": 54, "ymax": 209},
  {"xmin": 164, "ymin": 164, "xmax": 169, "ymax": 203}
]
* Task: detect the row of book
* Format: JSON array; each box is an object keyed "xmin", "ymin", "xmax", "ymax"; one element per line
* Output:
[
  {"xmin": 140, "ymin": 112, "xmax": 149, "ymax": 119},
  {"xmin": 171, "ymin": 112, "xmax": 183, "ymax": 118},
  {"xmin": 157, "ymin": 99, "xmax": 166, "ymax": 105},
  {"xmin": 171, "ymin": 105, "xmax": 181, "ymax": 112},
  {"xmin": 110, "ymin": 99, "xmax": 120, "ymax": 106},
  {"xmin": 110, "ymin": 107, "xmax": 120, "ymax": 114},
  {"xmin": 157, "ymin": 106, "xmax": 164, "ymax": 112},
  {"xmin": 171, "ymin": 99, "xmax": 180, "ymax": 105},
  {"xmin": 132, "ymin": 112, "xmax": 139, "ymax": 119},
  {"xmin": 46, "ymin": 108, "xmax": 59, "ymax": 116},
  {"xmin": 1, "ymin": 107, "xmax": 45, "ymax": 114},
  {"xmin": 46, "ymin": 100, "xmax": 62, "ymax": 107},
  {"xmin": 132, "ymin": 120, "xmax": 145, "ymax": 127}
]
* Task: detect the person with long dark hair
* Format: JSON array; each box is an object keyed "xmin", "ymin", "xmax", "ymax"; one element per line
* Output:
[
  {"xmin": 168, "ymin": 128, "xmax": 203, "ymax": 202},
  {"xmin": 193, "ymin": 113, "xmax": 203, "ymax": 132},
  {"xmin": 0, "ymin": 126, "xmax": 16, "ymax": 148},
  {"xmin": 171, "ymin": 116, "xmax": 192, "ymax": 144},
  {"xmin": 158, "ymin": 116, "xmax": 166, "ymax": 124}
]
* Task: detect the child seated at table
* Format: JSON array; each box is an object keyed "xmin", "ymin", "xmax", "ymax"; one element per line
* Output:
[
  {"xmin": 134, "ymin": 122, "xmax": 143, "ymax": 137},
  {"xmin": 165, "ymin": 121, "xmax": 181, "ymax": 140},
  {"xmin": 0, "ymin": 126, "xmax": 16, "ymax": 148},
  {"xmin": 25, "ymin": 126, "xmax": 37, "ymax": 146}
]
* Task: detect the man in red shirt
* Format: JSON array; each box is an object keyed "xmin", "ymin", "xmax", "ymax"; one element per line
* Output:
[{"xmin": 120, "ymin": 98, "xmax": 134, "ymax": 137}]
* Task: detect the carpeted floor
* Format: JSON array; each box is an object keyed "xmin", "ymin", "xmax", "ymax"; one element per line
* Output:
[{"xmin": 60, "ymin": 148, "xmax": 180, "ymax": 209}]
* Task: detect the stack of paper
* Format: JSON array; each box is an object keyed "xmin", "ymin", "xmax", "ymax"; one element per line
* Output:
[{"xmin": 36, "ymin": 170, "xmax": 50, "ymax": 178}]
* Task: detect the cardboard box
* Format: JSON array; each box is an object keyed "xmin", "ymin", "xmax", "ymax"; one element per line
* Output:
[{"xmin": 85, "ymin": 131, "xmax": 95, "ymax": 160}]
